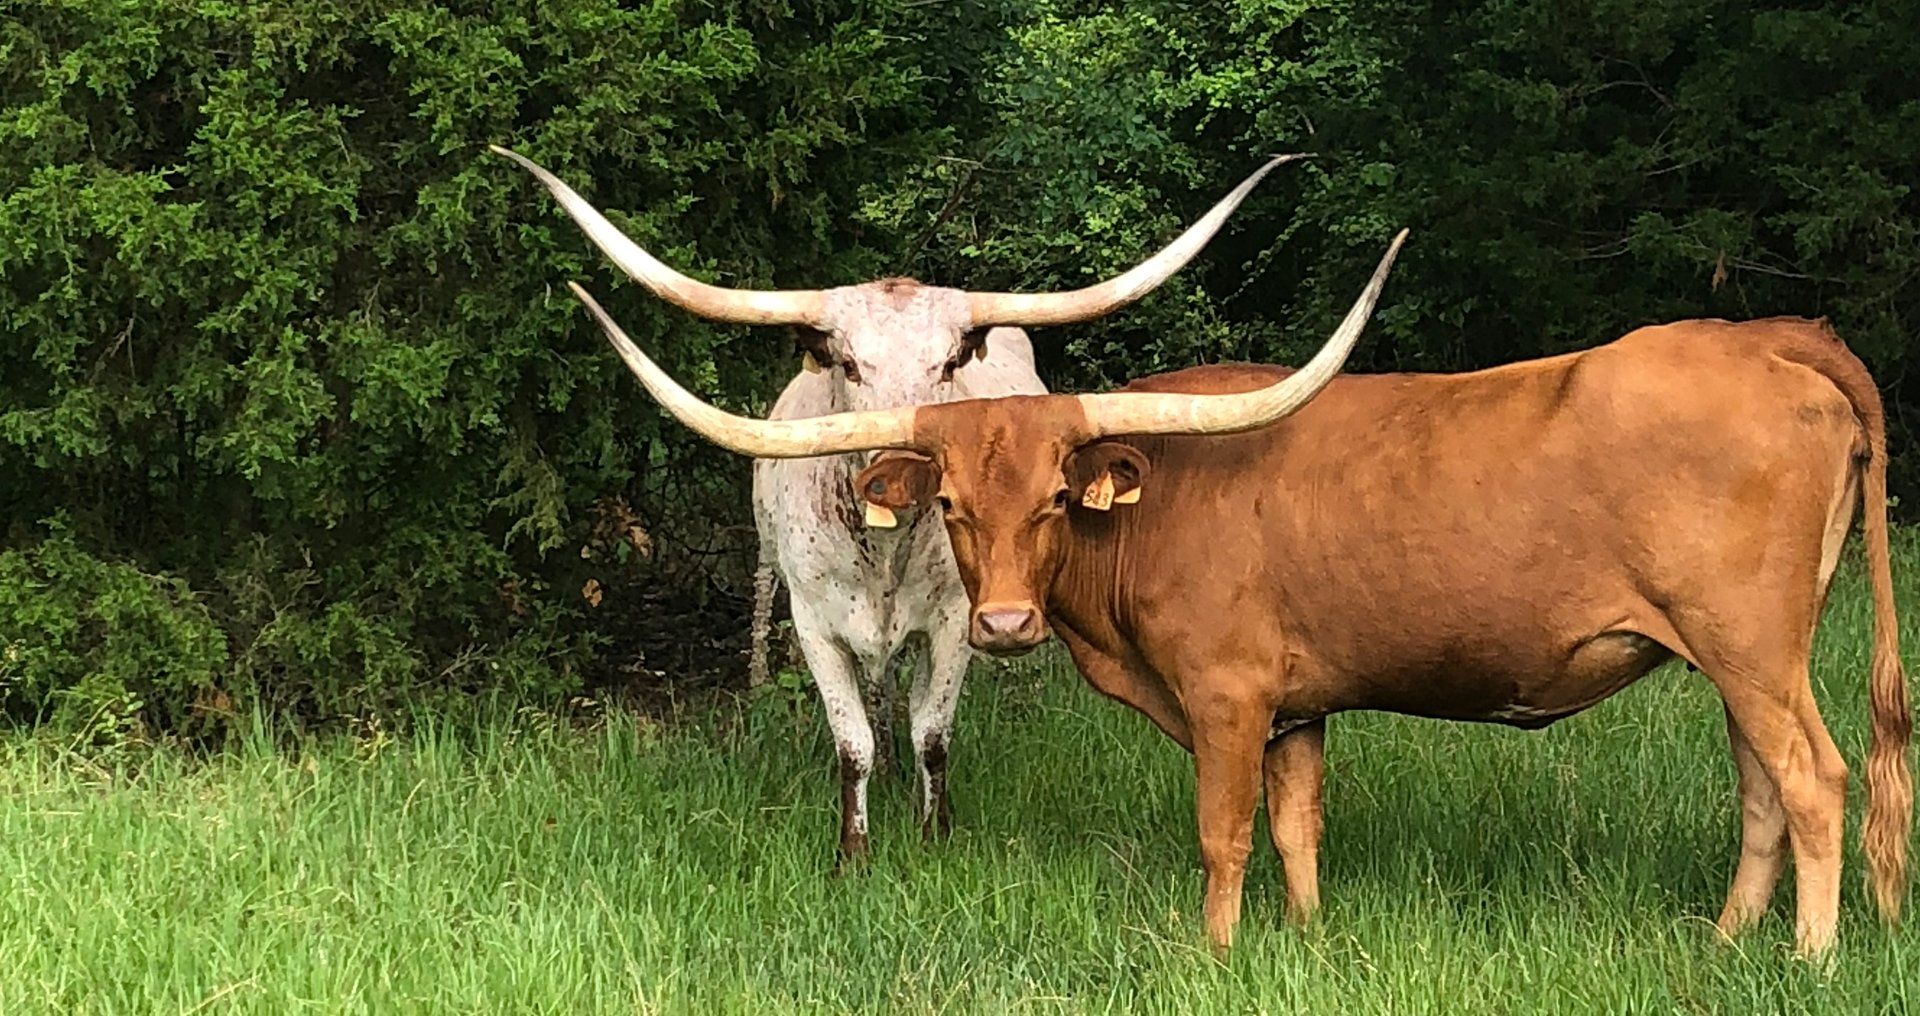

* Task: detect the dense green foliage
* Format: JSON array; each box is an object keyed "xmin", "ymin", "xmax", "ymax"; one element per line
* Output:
[
  {"xmin": 0, "ymin": 0, "xmax": 1005, "ymax": 731},
  {"xmin": 4, "ymin": 1, "xmax": 1917, "ymax": 730},
  {"xmin": 1, "ymin": 548, "xmax": 1917, "ymax": 1010}
]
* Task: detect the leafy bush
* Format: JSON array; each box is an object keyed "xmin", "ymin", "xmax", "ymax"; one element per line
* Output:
[
  {"xmin": 0, "ymin": 0, "xmax": 1004, "ymax": 733},
  {"xmin": 0, "ymin": 520, "xmax": 227, "ymax": 741}
]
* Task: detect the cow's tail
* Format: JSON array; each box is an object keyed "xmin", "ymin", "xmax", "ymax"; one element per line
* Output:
[
  {"xmin": 748, "ymin": 556, "xmax": 777, "ymax": 688},
  {"xmin": 1856, "ymin": 365, "xmax": 1912, "ymax": 924},
  {"xmin": 1809, "ymin": 324, "xmax": 1912, "ymax": 923}
]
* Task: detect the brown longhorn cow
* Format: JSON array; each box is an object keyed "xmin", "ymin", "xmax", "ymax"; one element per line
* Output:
[{"xmin": 563, "ymin": 232, "xmax": 1910, "ymax": 958}]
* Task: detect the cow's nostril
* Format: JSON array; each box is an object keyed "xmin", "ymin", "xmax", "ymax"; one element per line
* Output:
[
  {"xmin": 981, "ymin": 611, "xmax": 1020, "ymax": 635},
  {"xmin": 972, "ymin": 603, "xmax": 1043, "ymax": 646},
  {"xmin": 968, "ymin": 605, "xmax": 1045, "ymax": 655}
]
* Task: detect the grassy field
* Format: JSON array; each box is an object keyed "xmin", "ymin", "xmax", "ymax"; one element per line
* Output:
[{"xmin": 5, "ymin": 547, "xmax": 1920, "ymax": 1013}]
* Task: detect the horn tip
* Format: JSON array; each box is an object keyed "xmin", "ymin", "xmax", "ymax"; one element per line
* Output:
[
  {"xmin": 488, "ymin": 145, "xmax": 538, "ymax": 172},
  {"xmin": 566, "ymin": 281, "xmax": 613, "ymax": 321}
]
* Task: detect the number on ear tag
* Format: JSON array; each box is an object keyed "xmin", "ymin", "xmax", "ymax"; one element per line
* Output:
[
  {"xmin": 864, "ymin": 502, "xmax": 897, "ymax": 528},
  {"xmin": 1082, "ymin": 473, "xmax": 1115, "ymax": 511}
]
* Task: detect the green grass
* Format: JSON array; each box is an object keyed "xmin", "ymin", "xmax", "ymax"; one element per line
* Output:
[{"xmin": 5, "ymin": 546, "xmax": 1920, "ymax": 1013}]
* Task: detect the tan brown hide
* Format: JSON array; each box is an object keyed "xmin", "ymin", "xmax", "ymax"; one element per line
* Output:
[{"xmin": 884, "ymin": 317, "xmax": 1908, "ymax": 958}]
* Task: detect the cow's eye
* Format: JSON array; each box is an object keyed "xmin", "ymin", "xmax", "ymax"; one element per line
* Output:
[
  {"xmin": 935, "ymin": 494, "xmax": 954, "ymax": 513},
  {"xmin": 841, "ymin": 360, "xmax": 862, "ymax": 384},
  {"xmin": 1052, "ymin": 488, "xmax": 1071, "ymax": 510}
]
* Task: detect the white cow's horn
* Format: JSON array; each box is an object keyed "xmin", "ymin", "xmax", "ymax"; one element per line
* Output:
[
  {"xmin": 965, "ymin": 154, "xmax": 1308, "ymax": 327},
  {"xmin": 569, "ymin": 283, "xmax": 918, "ymax": 458},
  {"xmin": 494, "ymin": 146, "xmax": 825, "ymax": 326}
]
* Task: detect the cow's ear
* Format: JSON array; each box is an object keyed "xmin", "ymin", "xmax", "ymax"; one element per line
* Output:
[
  {"xmin": 852, "ymin": 451, "xmax": 941, "ymax": 528},
  {"xmin": 793, "ymin": 326, "xmax": 833, "ymax": 374},
  {"xmin": 1065, "ymin": 441, "xmax": 1150, "ymax": 512}
]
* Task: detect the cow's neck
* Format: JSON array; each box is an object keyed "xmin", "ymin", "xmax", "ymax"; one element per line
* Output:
[{"xmin": 1046, "ymin": 509, "xmax": 1139, "ymax": 658}]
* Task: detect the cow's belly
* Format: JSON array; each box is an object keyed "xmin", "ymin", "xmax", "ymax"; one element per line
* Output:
[{"xmin": 1336, "ymin": 630, "xmax": 1676, "ymax": 730}]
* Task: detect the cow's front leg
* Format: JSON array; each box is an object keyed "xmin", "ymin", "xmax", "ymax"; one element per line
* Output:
[
  {"xmin": 792, "ymin": 613, "xmax": 875, "ymax": 864},
  {"xmin": 909, "ymin": 620, "xmax": 972, "ymax": 840},
  {"xmin": 1190, "ymin": 694, "xmax": 1270, "ymax": 953}
]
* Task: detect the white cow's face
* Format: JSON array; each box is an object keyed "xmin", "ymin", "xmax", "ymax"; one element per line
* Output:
[{"xmin": 797, "ymin": 280, "xmax": 993, "ymax": 414}]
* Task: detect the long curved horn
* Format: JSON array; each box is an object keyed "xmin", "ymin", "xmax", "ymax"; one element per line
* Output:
[
  {"xmin": 568, "ymin": 283, "xmax": 917, "ymax": 458},
  {"xmin": 494, "ymin": 146, "xmax": 825, "ymax": 326},
  {"xmin": 1076, "ymin": 229, "xmax": 1407, "ymax": 438},
  {"xmin": 966, "ymin": 154, "xmax": 1308, "ymax": 328}
]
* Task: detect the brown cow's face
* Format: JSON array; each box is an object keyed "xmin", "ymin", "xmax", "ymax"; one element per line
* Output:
[{"xmin": 854, "ymin": 398, "xmax": 1148, "ymax": 655}]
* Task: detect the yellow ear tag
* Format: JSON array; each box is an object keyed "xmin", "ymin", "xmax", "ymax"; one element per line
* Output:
[
  {"xmin": 1082, "ymin": 472, "xmax": 1115, "ymax": 511},
  {"xmin": 802, "ymin": 352, "xmax": 823, "ymax": 374},
  {"xmin": 864, "ymin": 502, "xmax": 898, "ymax": 528},
  {"xmin": 1114, "ymin": 486, "xmax": 1140, "ymax": 504}
]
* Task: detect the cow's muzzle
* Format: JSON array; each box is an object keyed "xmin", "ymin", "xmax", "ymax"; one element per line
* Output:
[{"xmin": 969, "ymin": 602, "xmax": 1047, "ymax": 655}]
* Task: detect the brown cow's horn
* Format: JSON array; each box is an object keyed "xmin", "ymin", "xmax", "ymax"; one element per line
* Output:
[
  {"xmin": 1077, "ymin": 229, "xmax": 1408, "ymax": 438},
  {"xmin": 493, "ymin": 146, "xmax": 825, "ymax": 327},
  {"xmin": 965, "ymin": 154, "xmax": 1308, "ymax": 328},
  {"xmin": 568, "ymin": 283, "xmax": 919, "ymax": 458}
]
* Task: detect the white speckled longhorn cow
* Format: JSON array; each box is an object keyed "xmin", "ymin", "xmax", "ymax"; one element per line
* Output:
[{"xmin": 494, "ymin": 146, "xmax": 1296, "ymax": 858}]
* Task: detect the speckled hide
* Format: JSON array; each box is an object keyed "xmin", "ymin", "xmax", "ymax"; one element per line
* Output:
[{"xmin": 753, "ymin": 280, "xmax": 1044, "ymax": 857}]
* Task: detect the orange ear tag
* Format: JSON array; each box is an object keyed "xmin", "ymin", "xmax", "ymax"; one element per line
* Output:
[
  {"xmin": 1114, "ymin": 486, "xmax": 1140, "ymax": 504},
  {"xmin": 802, "ymin": 352, "xmax": 823, "ymax": 374},
  {"xmin": 1082, "ymin": 473, "xmax": 1115, "ymax": 511},
  {"xmin": 864, "ymin": 502, "xmax": 898, "ymax": 528}
]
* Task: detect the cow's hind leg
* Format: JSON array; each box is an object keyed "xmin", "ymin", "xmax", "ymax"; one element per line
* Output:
[
  {"xmin": 1263, "ymin": 719, "xmax": 1326, "ymax": 924},
  {"xmin": 1716, "ymin": 706, "xmax": 1789, "ymax": 937},
  {"xmin": 792, "ymin": 613, "xmax": 876, "ymax": 864},
  {"xmin": 909, "ymin": 619, "xmax": 971, "ymax": 841},
  {"xmin": 1698, "ymin": 650, "xmax": 1848, "ymax": 956}
]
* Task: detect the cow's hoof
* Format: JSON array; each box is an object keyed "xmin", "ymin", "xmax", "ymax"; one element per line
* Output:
[
  {"xmin": 920, "ymin": 805, "xmax": 954, "ymax": 843},
  {"xmin": 1792, "ymin": 935, "xmax": 1838, "ymax": 971},
  {"xmin": 831, "ymin": 839, "xmax": 870, "ymax": 876}
]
